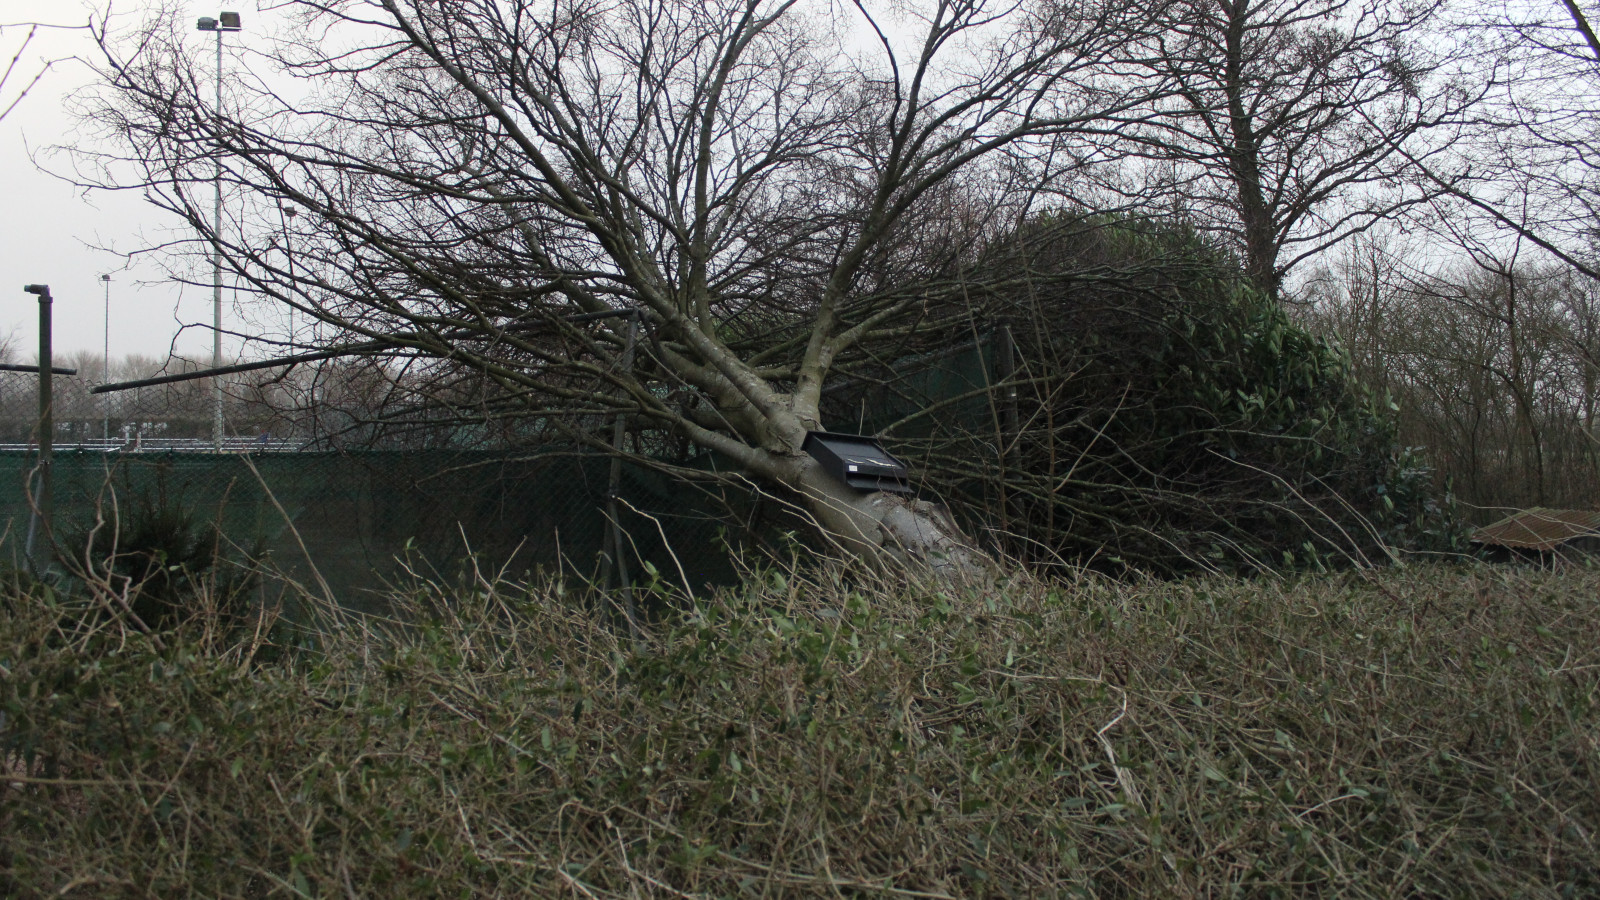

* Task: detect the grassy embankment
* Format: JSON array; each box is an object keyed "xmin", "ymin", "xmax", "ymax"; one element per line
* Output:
[{"xmin": 2, "ymin": 559, "xmax": 1597, "ymax": 897}]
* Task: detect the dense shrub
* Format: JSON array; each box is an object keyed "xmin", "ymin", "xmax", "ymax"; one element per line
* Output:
[
  {"xmin": 2, "ymin": 561, "xmax": 1595, "ymax": 897},
  {"xmin": 62, "ymin": 469, "xmax": 263, "ymax": 633},
  {"xmin": 896, "ymin": 217, "xmax": 1462, "ymax": 574}
]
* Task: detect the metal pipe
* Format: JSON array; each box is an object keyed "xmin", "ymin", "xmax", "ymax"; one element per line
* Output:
[
  {"xmin": 198, "ymin": 12, "xmax": 241, "ymax": 448},
  {"xmin": 22, "ymin": 284, "xmax": 53, "ymax": 563},
  {"xmin": 0, "ymin": 363, "xmax": 76, "ymax": 375},
  {"xmin": 101, "ymin": 273, "xmax": 111, "ymax": 440},
  {"xmin": 40, "ymin": 288, "xmax": 52, "ymax": 546},
  {"xmin": 212, "ymin": 25, "xmax": 224, "ymax": 452},
  {"xmin": 91, "ymin": 308, "xmax": 648, "ymax": 394}
]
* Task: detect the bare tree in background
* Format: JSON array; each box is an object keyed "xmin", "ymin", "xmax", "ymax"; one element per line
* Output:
[
  {"xmin": 77, "ymin": 0, "xmax": 1167, "ymax": 574},
  {"xmin": 1306, "ymin": 234, "xmax": 1600, "ymax": 516},
  {"xmin": 0, "ymin": 16, "xmax": 91, "ymax": 123},
  {"xmin": 1118, "ymin": 0, "xmax": 1481, "ymax": 298},
  {"xmin": 1400, "ymin": 0, "xmax": 1600, "ymax": 284},
  {"xmin": 0, "ymin": 24, "xmax": 50, "ymax": 122}
]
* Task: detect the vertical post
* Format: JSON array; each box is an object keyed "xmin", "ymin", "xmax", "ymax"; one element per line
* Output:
[
  {"xmin": 212, "ymin": 27, "xmax": 225, "ymax": 453},
  {"xmin": 38, "ymin": 288, "xmax": 52, "ymax": 537},
  {"xmin": 604, "ymin": 313, "xmax": 639, "ymax": 634},
  {"xmin": 102, "ymin": 273, "xmax": 111, "ymax": 441},
  {"xmin": 22, "ymin": 285, "xmax": 53, "ymax": 568},
  {"xmin": 995, "ymin": 322, "xmax": 1017, "ymax": 440},
  {"xmin": 994, "ymin": 322, "xmax": 1018, "ymax": 537},
  {"xmin": 198, "ymin": 13, "xmax": 242, "ymax": 448}
]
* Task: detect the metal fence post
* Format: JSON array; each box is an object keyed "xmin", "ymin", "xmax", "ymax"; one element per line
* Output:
[
  {"xmin": 22, "ymin": 285, "xmax": 54, "ymax": 572},
  {"xmin": 37, "ymin": 288, "xmax": 51, "ymax": 535},
  {"xmin": 603, "ymin": 315, "xmax": 640, "ymax": 621},
  {"xmin": 993, "ymin": 322, "xmax": 1018, "ymax": 535}
]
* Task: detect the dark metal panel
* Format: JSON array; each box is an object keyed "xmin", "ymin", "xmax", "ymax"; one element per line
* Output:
[{"xmin": 801, "ymin": 431, "xmax": 911, "ymax": 494}]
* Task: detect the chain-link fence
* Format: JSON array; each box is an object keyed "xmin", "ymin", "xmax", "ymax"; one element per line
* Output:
[
  {"xmin": 0, "ymin": 448, "xmax": 772, "ymax": 610},
  {"xmin": 820, "ymin": 334, "xmax": 1001, "ymax": 440},
  {"xmin": 0, "ymin": 335, "xmax": 1003, "ymax": 604},
  {"xmin": 0, "ymin": 362, "xmax": 305, "ymax": 450}
]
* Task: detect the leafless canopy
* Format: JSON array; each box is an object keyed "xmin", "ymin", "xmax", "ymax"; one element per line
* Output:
[
  {"xmin": 1112, "ymin": 0, "xmax": 1482, "ymax": 298},
  {"xmin": 1, "ymin": 17, "xmax": 90, "ymax": 122},
  {"xmin": 78, "ymin": 0, "xmax": 1174, "ymax": 561}
]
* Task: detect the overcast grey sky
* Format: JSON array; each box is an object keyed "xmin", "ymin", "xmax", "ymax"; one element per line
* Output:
[
  {"xmin": 0, "ymin": 1, "xmax": 918, "ymax": 368},
  {"xmin": 0, "ymin": 1, "xmax": 282, "ymax": 365}
]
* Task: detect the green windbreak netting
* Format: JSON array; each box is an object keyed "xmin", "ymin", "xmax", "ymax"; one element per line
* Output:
[
  {"xmin": 822, "ymin": 336, "xmax": 998, "ymax": 439},
  {"xmin": 0, "ymin": 334, "xmax": 999, "ymax": 604},
  {"xmin": 0, "ymin": 450, "xmax": 761, "ymax": 607}
]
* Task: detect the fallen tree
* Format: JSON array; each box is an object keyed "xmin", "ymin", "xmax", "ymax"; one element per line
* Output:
[{"xmin": 78, "ymin": 0, "xmax": 1167, "ymax": 574}]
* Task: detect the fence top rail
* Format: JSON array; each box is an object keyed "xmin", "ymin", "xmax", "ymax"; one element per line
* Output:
[
  {"xmin": 0, "ymin": 444, "xmax": 621, "ymax": 459},
  {"xmin": 0, "ymin": 363, "xmax": 77, "ymax": 375},
  {"xmin": 0, "ymin": 439, "xmax": 307, "ymax": 453}
]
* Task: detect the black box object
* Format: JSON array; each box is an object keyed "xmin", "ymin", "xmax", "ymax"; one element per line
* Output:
[{"xmin": 801, "ymin": 431, "xmax": 912, "ymax": 494}]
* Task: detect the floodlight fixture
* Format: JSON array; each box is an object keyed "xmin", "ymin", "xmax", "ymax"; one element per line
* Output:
[{"xmin": 196, "ymin": 13, "xmax": 241, "ymax": 31}]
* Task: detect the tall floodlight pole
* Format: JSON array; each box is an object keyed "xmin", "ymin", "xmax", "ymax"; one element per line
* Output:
[
  {"xmin": 198, "ymin": 11, "xmax": 241, "ymax": 453},
  {"xmin": 101, "ymin": 273, "xmax": 111, "ymax": 441},
  {"xmin": 280, "ymin": 205, "xmax": 297, "ymax": 344}
]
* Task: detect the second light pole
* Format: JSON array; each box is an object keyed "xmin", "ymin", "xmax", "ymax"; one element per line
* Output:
[
  {"xmin": 198, "ymin": 11, "xmax": 241, "ymax": 452},
  {"xmin": 101, "ymin": 273, "xmax": 110, "ymax": 441}
]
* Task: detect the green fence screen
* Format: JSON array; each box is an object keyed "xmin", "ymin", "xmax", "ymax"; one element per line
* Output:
[
  {"xmin": 0, "ymin": 450, "xmax": 771, "ymax": 608},
  {"xmin": 0, "ymin": 334, "xmax": 999, "ymax": 604}
]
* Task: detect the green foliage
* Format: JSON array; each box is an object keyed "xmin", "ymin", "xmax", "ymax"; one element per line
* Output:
[
  {"xmin": 917, "ymin": 216, "xmax": 1464, "ymax": 574},
  {"xmin": 2, "ymin": 562, "xmax": 1596, "ymax": 897}
]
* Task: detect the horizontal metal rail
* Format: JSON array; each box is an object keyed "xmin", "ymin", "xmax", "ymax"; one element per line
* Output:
[
  {"xmin": 91, "ymin": 309, "xmax": 642, "ymax": 395},
  {"xmin": 91, "ymin": 345, "xmax": 369, "ymax": 393},
  {"xmin": 0, "ymin": 438, "xmax": 306, "ymax": 453},
  {"xmin": 0, "ymin": 363, "xmax": 77, "ymax": 375}
]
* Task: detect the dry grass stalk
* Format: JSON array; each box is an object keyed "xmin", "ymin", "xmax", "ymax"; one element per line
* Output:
[{"xmin": 1, "ymin": 556, "xmax": 1597, "ymax": 897}]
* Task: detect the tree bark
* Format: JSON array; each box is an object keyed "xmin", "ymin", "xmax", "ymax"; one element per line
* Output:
[{"xmin": 790, "ymin": 457, "xmax": 993, "ymax": 579}]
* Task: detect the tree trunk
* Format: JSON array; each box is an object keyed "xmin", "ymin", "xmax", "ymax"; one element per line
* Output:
[{"xmin": 790, "ymin": 457, "xmax": 993, "ymax": 580}]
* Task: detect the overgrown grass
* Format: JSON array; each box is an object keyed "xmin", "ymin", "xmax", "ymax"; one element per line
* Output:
[{"xmin": 2, "ymin": 559, "xmax": 1597, "ymax": 897}]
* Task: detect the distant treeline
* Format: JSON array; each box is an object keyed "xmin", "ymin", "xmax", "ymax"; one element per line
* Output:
[{"xmin": 1303, "ymin": 239, "xmax": 1600, "ymax": 522}]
